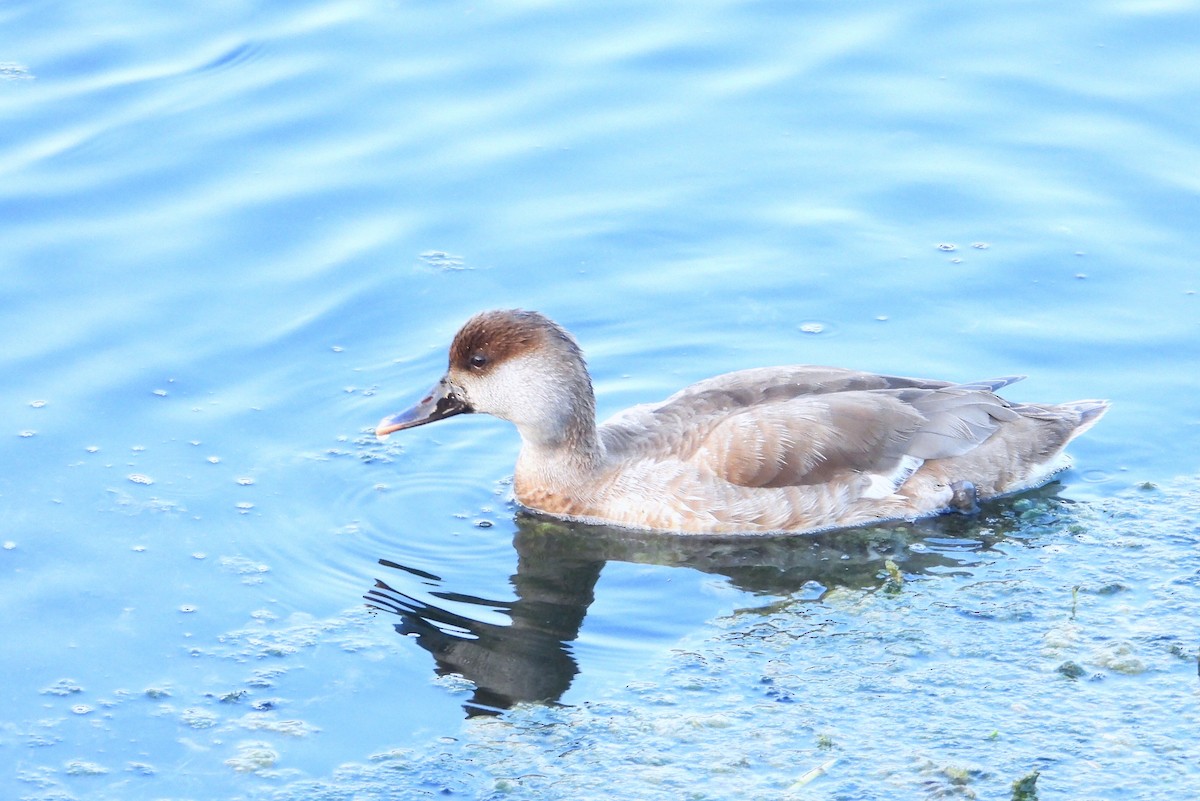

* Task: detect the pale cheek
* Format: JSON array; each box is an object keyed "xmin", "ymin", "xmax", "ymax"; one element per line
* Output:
[{"xmin": 462, "ymin": 363, "xmax": 539, "ymax": 422}]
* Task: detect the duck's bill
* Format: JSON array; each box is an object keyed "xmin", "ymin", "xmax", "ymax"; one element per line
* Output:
[{"xmin": 376, "ymin": 379, "xmax": 471, "ymax": 440}]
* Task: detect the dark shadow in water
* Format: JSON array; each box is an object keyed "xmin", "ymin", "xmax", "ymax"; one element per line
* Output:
[
  {"xmin": 366, "ymin": 550, "xmax": 601, "ymax": 716},
  {"xmin": 365, "ymin": 484, "xmax": 1072, "ymax": 716}
]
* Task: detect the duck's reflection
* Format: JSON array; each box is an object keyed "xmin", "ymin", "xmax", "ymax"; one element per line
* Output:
[
  {"xmin": 365, "ymin": 486, "xmax": 1067, "ymax": 716},
  {"xmin": 366, "ymin": 548, "xmax": 601, "ymax": 716}
]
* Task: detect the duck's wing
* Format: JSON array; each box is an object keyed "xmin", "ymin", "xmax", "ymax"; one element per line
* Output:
[
  {"xmin": 702, "ymin": 384, "xmax": 1024, "ymax": 489},
  {"xmin": 601, "ymin": 373, "xmax": 1025, "ymax": 491}
]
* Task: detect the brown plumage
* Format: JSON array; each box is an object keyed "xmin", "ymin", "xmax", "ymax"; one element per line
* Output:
[{"xmin": 377, "ymin": 309, "xmax": 1109, "ymax": 534}]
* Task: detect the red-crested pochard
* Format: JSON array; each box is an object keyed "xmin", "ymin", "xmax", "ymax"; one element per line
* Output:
[{"xmin": 377, "ymin": 309, "xmax": 1108, "ymax": 534}]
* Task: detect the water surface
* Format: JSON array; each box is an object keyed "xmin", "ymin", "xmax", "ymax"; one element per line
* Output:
[{"xmin": 2, "ymin": 0, "xmax": 1198, "ymax": 799}]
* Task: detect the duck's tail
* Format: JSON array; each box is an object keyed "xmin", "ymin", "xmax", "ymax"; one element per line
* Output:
[
  {"xmin": 986, "ymin": 398, "xmax": 1110, "ymax": 497},
  {"xmin": 1058, "ymin": 399, "xmax": 1111, "ymax": 440}
]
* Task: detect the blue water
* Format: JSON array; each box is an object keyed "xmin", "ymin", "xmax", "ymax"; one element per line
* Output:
[{"xmin": 3, "ymin": 0, "xmax": 1199, "ymax": 798}]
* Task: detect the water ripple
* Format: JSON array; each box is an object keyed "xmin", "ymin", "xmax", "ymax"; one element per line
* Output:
[{"xmin": 189, "ymin": 40, "xmax": 266, "ymax": 75}]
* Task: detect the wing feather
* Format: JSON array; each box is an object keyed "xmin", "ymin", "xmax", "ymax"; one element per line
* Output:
[{"xmin": 599, "ymin": 368, "xmax": 1025, "ymax": 492}]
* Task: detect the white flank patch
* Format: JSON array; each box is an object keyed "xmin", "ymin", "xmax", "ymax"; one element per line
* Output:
[{"xmin": 861, "ymin": 455, "xmax": 924, "ymax": 500}]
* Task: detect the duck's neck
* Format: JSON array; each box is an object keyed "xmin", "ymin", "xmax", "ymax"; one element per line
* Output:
[
  {"xmin": 517, "ymin": 398, "xmax": 603, "ymax": 465},
  {"xmin": 512, "ymin": 376, "xmax": 605, "ymax": 493}
]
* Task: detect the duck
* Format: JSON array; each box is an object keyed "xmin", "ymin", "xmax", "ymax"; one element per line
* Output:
[{"xmin": 376, "ymin": 309, "xmax": 1109, "ymax": 535}]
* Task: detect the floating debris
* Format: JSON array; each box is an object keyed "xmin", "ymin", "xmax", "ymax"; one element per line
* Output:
[
  {"xmin": 246, "ymin": 668, "xmax": 287, "ymax": 689},
  {"xmin": 1010, "ymin": 770, "xmax": 1040, "ymax": 801},
  {"xmin": 882, "ymin": 559, "xmax": 904, "ymax": 594},
  {"xmin": 237, "ymin": 713, "xmax": 319, "ymax": 737},
  {"xmin": 219, "ymin": 556, "xmax": 270, "ymax": 577},
  {"xmin": 788, "ymin": 757, "xmax": 839, "ymax": 790},
  {"xmin": 1092, "ymin": 641, "xmax": 1147, "ymax": 675},
  {"xmin": 937, "ymin": 243, "xmax": 957, "ymax": 251},
  {"xmin": 419, "ymin": 250, "xmax": 466, "ymax": 270},
  {"xmin": 180, "ymin": 708, "xmax": 218, "ymax": 729},
  {"xmin": 0, "ymin": 62, "xmax": 33, "ymax": 80},
  {"xmin": 1056, "ymin": 661, "xmax": 1085, "ymax": 679},
  {"xmin": 42, "ymin": 678, "xmax": 84, "ymax": 696},
  {"xmin": 225, "ymin": 741, "xmax": 278, "ymax": 773},
  {"xmin": 65, "ymin": 760, "xmax": 109, "ymax": 776}
]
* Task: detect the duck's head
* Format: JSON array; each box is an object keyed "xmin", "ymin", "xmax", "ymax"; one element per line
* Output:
[{"xmin": 376, "ymin": 309, "xmax": 596, "ymax": 448}]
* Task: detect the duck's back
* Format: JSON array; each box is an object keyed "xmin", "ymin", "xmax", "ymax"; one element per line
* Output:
[{"xmin": 598, "ymin": 365, "xmax": 1017, "ymax": 464}]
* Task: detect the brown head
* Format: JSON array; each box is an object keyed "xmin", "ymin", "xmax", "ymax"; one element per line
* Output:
[
  {"xmin": 447, "ymin": 309, "xmax": 582, "ymax": 376},
  {"xmin": 376, "ymin": 310, "xmax": 598, "ymax": 450}
]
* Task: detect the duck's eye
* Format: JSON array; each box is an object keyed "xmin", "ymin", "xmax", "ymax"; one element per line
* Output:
[{"xmin": 469, "ymin": 353, "xmax": 488, "ymax": 369}]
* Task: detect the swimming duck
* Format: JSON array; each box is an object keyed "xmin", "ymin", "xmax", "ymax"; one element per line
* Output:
[{"xmin": 376, "ymin": 309, "xmax": 1108, "ymax": 534}]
